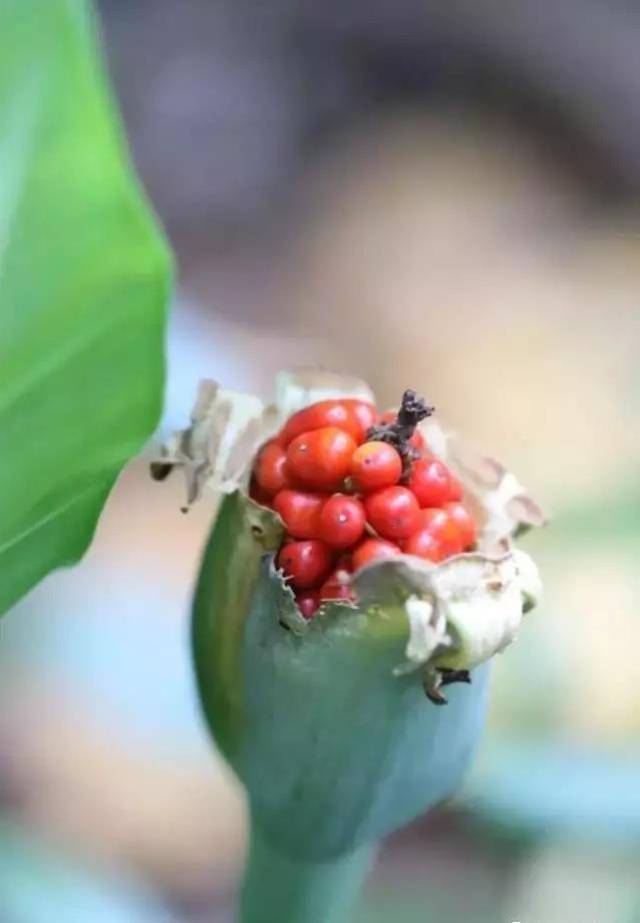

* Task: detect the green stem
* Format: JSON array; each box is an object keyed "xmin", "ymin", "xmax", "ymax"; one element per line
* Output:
[{"xmin": 240, "ymin": 821, "xmax": 375, "ymax": 923}]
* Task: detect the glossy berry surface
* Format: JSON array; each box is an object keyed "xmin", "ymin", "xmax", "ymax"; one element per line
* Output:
[
  {"xmin": 407, "ymin": 457, "xmax": 452, "ymax": 507},
  {"xmin": 342, "ymin": 399, "xmax": 377, "ymax": 441},
  {"xmin": 445, "ymin": 501, "xmax": 477, "ymax": 550},
  {"xmin": 349, "ymin": 441, "xmax": 402, "ymax": 491},
  {"xmin": 287, "ymin": 427, "xmax": 356, "ymax": 490},
  {"xmin": 278, "ymin": 400, "xmax": 363, "ymax": 446},
  {"xmin": 352, "ymin": 537, "xmax": 402, "ymax": 570},
  {"xmin": 254, "ymin": 441, "xmax": 293, "ymax": 495},
  {"xmin": 414, "ymin": 508, "xmax": 463, "ymax": 557},
  {"xmin": 403, "ymin": 528, "xmax": 443, "ymax": 562},
  {"xmin": 319, "ymin": 494, "xmax": 366, "ymax": 549},
  {"xmin": 273, "ymin": 489, "xmax": 326, "ymax": 539},
  {"xmin": 364, "ymin": 486, "xmax": 421, "ymax": 540},
  {"xmin": 278, "ymin": 540, "xmax": 333, "ymax": 589}
]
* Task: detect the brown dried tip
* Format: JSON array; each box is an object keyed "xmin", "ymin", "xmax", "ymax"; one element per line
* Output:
[
  {"xmin": 396, "ymin": 389, "xmax": 435, "ymax": 430},
  {"xmin": 366, "ymin": 389, "xmax": 434, "ymax": 474}
]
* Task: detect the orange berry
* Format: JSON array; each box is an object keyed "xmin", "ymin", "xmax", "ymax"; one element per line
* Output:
[{"xmin": 350, "ymin": 441, "xmax": 402, "ymax": 491}]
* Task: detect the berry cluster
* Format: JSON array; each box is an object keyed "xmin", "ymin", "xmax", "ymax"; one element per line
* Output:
[{"xmin": 250, "ymin": 393, "xmax": 477, "ymax": 619}]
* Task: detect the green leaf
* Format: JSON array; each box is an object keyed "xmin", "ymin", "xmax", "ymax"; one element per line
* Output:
[{"xmin": 0, "ymin": 0, "xmax": 171, "ymax": 614}]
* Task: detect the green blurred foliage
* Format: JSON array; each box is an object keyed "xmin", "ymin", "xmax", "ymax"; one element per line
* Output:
[{"xmin": 0, "ymin": 0, "xmax": 171, "ymax": 614}]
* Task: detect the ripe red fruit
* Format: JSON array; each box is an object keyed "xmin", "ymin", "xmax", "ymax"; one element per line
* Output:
[
  {"xmin": 350, "ymin": 441, "xmax": 402, "ymax": 491},
  {"xmin": 403, "ymin": 528, "xmax": 443, "ymax": 562},
  {"xmin": 253, "ymin": 441, "xmax": 293, "ymax": 495},
  {"xmin": 413, "ymin": 507, "xmax": 463, "ymax": 557},
  {"xmin": 318, "ymin": 494, "xmax": 365, "ymax": 549},
  {"xmin": 407, "ymin": 457, "xmax": 452, "ymax": 507},
  {"xmin": 342, "ymin": 399, "xmax": 377, "ymax": 442},
  {"xmin": 296, "ymin": 590, "xmax": 320, "ymax": 619},
  {"xmin": 287, "ymin": 427, "xmax": 356, "ymax": 490},
  {"xmin": 278, "ymin": 400, "xmax": 363, "ymax": 446},
  {"xmin": 278, "ymin": 540, "xmax": 333, "ymax": 589},
  {"xmin": 417, "ymin": 507, "xmax": 447, "ymax": 530},
  {"xmin": 273, "ymin": 489, "xmax": 325, "ymax": 539},
  {"xmin": 352, "ymin": 537, "xmax": 402, "ymax": 570},
  {"xmin": 364, "ymin": 486, "xmax": 421, "ymax": 540},
  {"xmin": 319, "ymin": 563, "xmax": 356, "ymax": 603},
  {"xmin": 445, "ymin": 501, "xmax": 477, "ymax": 550},
  {"xmin": 320, "ymin": 581, "xmax": 355, "ymax": 603}
]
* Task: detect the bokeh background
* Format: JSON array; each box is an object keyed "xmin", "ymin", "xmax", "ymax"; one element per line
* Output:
[{"xmin": 2, "ymin": 1, "xmax": 640, "ymax": 920}]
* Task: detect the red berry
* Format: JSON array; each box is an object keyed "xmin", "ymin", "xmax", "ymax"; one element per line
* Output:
[
  {"xmin": 287, "ymin": 427, "xmax": 356, "ymax": 490},
  {"xmin": 407, "ymin": 457, "xmax": 452, "ymax": 507},
  {"xmin": 254, "ymin": 441, "xmax": 293, "ymax": 495},
  {"xmin": 320, "ymin": 582, "xmax": 355, "ymax": 603},
  {"xmin": 447, "ymin": 474, "xmax": 463, "ymax": 502},
  {"xmin": 445, "ymin": 502, "xmax": 477, "ymax": 550},
  {"xmin": 352, "ymin": 537, "xmax": 402, "ymax": 570},
  {"xmin": 364, "ymin": 486, "xmax": 421, "ymax": 540},
  {"xmin": 342, "ymin": 399, "xmax": 377, "ymax": 442},
  {"xmin": 318, "ymin": 494, "xmax": 365, "ymax": 549},
  {"xmin": 278, "ymin": 400, "xmax": 362, "ymax": 446},
  {"xmin": 403, "ymin": 528, "xmax": 443, "ymax": 562},
  {"xmin": 319, "ymin": 563, "xmax": 356, "ymax": 603},
  {"xmin": 296, "ymin": 590, "xmax": 320, "ymax": 619},
  {"xmin": 273, "ymin": 489, "xmax": 325, "ymax": 539},
  {"xmin": 413, "ymin": 507, "xmax": 463, "ymax": 557},
  {"xmin": 277, "ymin": 540, "xmax": 333, "ymax": 589},
  {"xmin": 350, "ymin": 441, "xmax": 402, "ymax": 491}
]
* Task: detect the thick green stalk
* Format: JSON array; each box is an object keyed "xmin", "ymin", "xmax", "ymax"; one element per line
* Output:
[
  {"xmin": 240, "ymin": 821, "xmax": 375, "ymax": 923},
  {"xmin": 192, "ymin": 492, "xmax": 491, "ymax": 914}
]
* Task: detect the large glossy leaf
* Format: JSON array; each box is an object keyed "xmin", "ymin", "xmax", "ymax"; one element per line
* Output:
[{"xmin": 0, "ymin": 1, "xmax": 171, "ymax": 614}]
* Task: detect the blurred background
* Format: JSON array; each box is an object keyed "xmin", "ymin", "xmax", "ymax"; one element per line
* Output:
[{"xmin": 2, "ymin": 1, "xmax": 640, "ymax": 920}]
